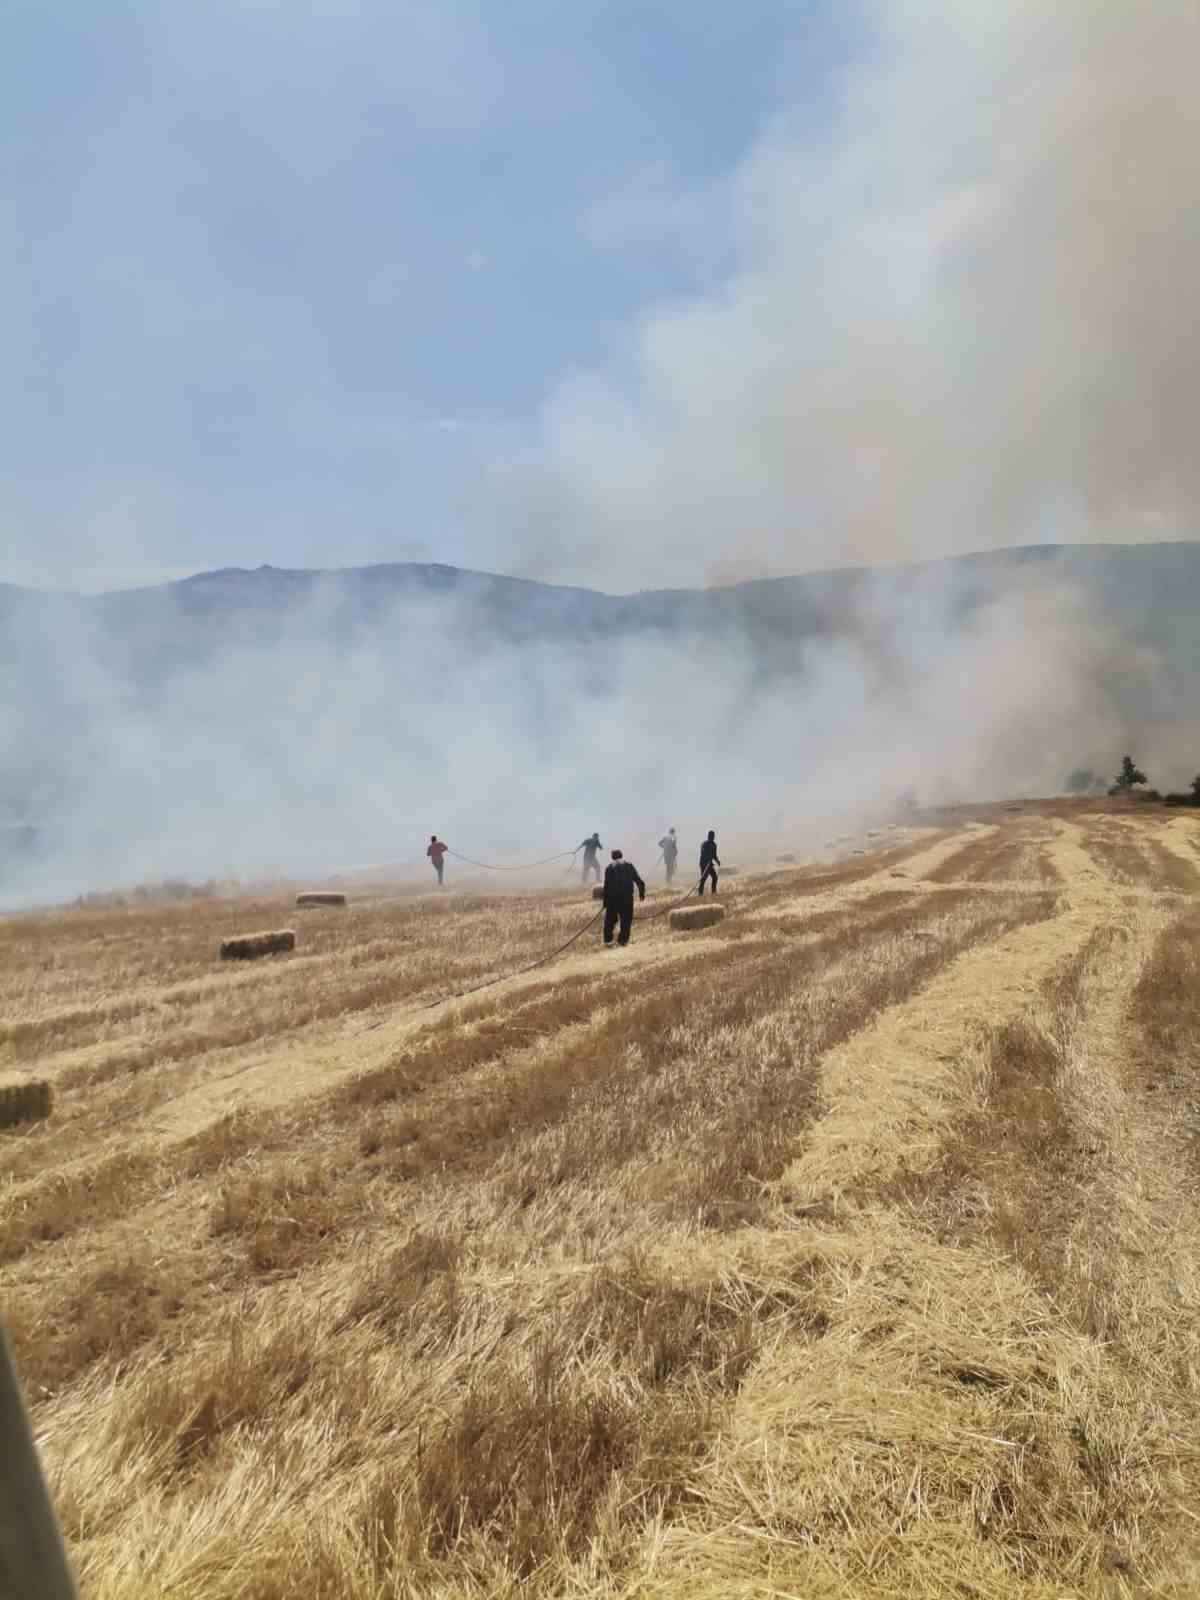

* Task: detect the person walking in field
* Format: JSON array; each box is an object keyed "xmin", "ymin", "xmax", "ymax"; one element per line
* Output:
[
  {"xmin": 578, "ymin": 832, "xmax": 603, "ymax": 884},
  {"xmin": 602, "ymin": 849, "xmax": 646, "ymax": 947},
  {"xmin": 658, "ymin": 827, "xmax": 678, "ymax": 884},
  {"xmin": 698, "ymin": 829, "xmax": 720, "ymax": 896},
  {"xmin": 427, "ymin": 834, "xmax": 448, "ymax": 887}
]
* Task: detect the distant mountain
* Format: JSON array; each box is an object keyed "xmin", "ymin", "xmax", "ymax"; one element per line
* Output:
[
  {"xmin": 2, "ymin": 539, "xmax": 1198, "ymax": 671},
  {"xmin": 3, "ymin": 541, "xmax": 1199, "ymax": 897}
]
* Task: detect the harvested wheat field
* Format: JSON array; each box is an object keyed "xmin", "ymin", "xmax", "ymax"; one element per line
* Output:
[{"xmin": 5, "ymin": 799, "xmax": 1200, "ymax": 1598}]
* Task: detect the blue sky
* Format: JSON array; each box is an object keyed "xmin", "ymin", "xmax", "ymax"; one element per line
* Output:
[
  {"xmin": 6, "ymin": 2, "xmax": 1196, "ymax": 593},
  {"xmin": 3, "ymin": 0, "xmax": 861, "ymax": 589}
]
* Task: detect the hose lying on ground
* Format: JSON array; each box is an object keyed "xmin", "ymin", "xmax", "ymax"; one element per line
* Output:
[
  {"xmin": 414, "ymin": 868, "xmax": 711, "ymax": 1011},
  {"xmin": 416, "ymin": 903, "xmax": 604, "ymax": 1010}
]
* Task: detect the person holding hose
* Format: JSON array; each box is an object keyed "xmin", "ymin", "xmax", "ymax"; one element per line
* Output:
[
  {"xmin": 578, "ymin": 832, "xmax": 603, "ymax": 884},
  {"xmin": 427, "ymin": 834, "xmax": 448, "ymax": 887},
  {"xmin": 698, "ymin": 829, "xmax": 720, "ymax": 895},
  {"xmin": 602, "ymin": 849, "xmax": 646, "ymax": 947}
]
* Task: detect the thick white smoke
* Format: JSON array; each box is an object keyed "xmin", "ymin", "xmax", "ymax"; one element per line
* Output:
[
  {"xmin": 494, "ymin": 0, "xmax": 1200, "ymax": 586},
  {"xmin": 0, "ymin": 547, "xmax": 1177, "ymax": 909},
  {"xmin": 4, "ymin": 0, "xmax": 1199, "ymax": 904}
]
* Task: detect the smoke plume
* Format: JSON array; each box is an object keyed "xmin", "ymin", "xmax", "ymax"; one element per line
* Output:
[
  {"xmin": 495, "ymin": 0, "xmax": 1200, "ymax": 587},
  {"xmin": 5, "ymin": 1, "xmax": 1199, "ymax": 903}
]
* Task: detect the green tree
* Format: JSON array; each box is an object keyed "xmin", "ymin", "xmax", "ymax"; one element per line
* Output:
[{"xmin": 1113, "ymin": 755, "xmax": 1147, "ymax": 791}]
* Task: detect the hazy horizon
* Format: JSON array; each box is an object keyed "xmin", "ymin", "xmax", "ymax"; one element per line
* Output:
[
  {"xmin": 5, "ymin": 2, "xmax": 1199, "ymax": 900},
  {"xmin": 7, "ymin": 536, "xmax": 1200, "ymax": 602}
]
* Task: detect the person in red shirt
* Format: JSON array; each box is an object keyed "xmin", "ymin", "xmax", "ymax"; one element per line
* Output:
[{"xmin": 427, "ymin": 834, "xmax": 448, "ymax": 887}]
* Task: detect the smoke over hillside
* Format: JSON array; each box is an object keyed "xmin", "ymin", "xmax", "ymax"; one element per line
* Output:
[
  {"xmin": 2, "ymin": 543, "xmax": 1196, "ymax": 905},
  {"xmin": 5, "ymin": 3, "xmax": 1199, "ymax": 904}
]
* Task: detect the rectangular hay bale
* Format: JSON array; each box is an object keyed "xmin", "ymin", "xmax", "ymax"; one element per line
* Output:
[
  {"xmin": 219, "ymin": 929, "xmax": 296, "ymax": 961},
  {"xmin": 0, "ymin": 1079, "xmax": 52, "ymax": 1129},
  {"xmin": 296, "ymin": 891, "xmax": 347, "ymax": 907},
  {"xmin": 669, "ymin": 903, "xmax": 726, "ymax": 931},
  {"xmin": 592, "ymin": 884, "xmax": 605, "ymax": 900}
]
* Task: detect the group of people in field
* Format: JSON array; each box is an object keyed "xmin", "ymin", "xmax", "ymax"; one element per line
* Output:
[
  {"xmin": 576, "ymin": 828, "xmax": 721, "ymax": 946},
  {"xmin": 424, "ymin": 827, "xmax": 722, "ymax": 949}
]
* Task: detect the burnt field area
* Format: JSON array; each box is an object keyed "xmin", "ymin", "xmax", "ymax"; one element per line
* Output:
[{"xmin": 4, "ymin": 800, "xmax": 1200, "ymax": 1599}]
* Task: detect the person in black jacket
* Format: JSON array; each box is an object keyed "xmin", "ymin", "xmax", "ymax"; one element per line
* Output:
[
  {"xmin": 602, "ymin": 849, "xmax": 646, "ymax": 946},
  {"xmin": 699, "ymin": 830, "xmax": 720, "ymax": 895}
]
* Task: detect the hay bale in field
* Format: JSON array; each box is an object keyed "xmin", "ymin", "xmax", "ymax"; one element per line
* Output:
[
  {"xmin": 669, "ymin": 903, "xmax": 726, "ymax": 931},
  {"xmin": 591, "ymin": 884, "xmax": 606, "ymax": 900},
  {"xmin": 777, "ymin": 853, "xmax": 796, "ymax": 862},
  {"xmin": 296, "ymin": 891, "xmax": 347, "ymax": 907},
  {"xmin": 723, "ymin": 866, "xmax": 740, "ymax": 876},
  {"xmin": 219, "ymin": 929, "xmax": 296, "ymax": 961},
  {"xmin": 0, "ymin": 1079, "xmax": 52, "ymax": 1129}
]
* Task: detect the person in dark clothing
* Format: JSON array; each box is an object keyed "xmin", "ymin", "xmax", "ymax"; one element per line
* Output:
[
  {"xmin": 579, "ymin": 832, "xmax": 603, "ymax": 884},
  {"xmin": 698, "ymin": 830, "xmax": 720, "ymax": 895},
  {"xmin": 658, "ymin": 827, "xmax": 678, "ymax": 883},
  {"xmin": 602, "ymin": 849, "xmax": 645, "ymax": 946},
  {"xmin": 427, "ymin": 834, "xmax": 448, "ymax": 886}
]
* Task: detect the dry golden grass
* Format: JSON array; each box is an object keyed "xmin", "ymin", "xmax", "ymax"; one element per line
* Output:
[
  {"xmin": 6, "ymin": 805, "xmax": 1200, "ymax": 1597},
  {"xmin": 924, "ymin": 817, "xmax": 1062, "ymax": 885}
]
